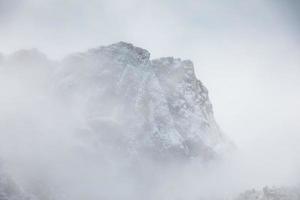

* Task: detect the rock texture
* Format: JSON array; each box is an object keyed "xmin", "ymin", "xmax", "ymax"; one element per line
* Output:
[
  {"xmin": 0, "ymin": 42, "xmax": 230, "ymax": 199},
  {"xmin": 57, "ymin": 42, "xmax": 228, "ymax": 160}
]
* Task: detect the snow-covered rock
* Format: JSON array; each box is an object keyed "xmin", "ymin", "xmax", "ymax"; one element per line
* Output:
[
  {"xmin": 0, "ymin": 41, "xmax": 230, "ymax": 168},
  {"xmin": 57, "ymin": 42, "xmax": 229, "ymax": 161}
]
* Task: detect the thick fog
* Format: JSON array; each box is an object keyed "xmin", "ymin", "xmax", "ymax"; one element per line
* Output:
[{"xmin": 0, "ymin": 0, "xmax": 300, "ymax": 199}]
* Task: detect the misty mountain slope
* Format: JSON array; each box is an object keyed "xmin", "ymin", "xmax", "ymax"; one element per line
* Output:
[
  {"xmin": 0, "ymin": 42, "xmax": 231, "ymax": 200},
  {"xmin": 57, "ymin": 42, "xmax": 229, "ymax": 161},
  {"xmin": 235, "ymin": 186, "xmax": 300, "ymax": 200},
  {"xmin": 0, "ymin": 166, "xmax": 33, "ymax": 200}
]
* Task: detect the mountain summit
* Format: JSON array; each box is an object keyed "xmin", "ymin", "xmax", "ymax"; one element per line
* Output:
[
  {"xmin": 57, "ymin": 42, "xmax": 229, "ymax": 161},
  {"xmin": 0, "ymin": 42, "xmax": 231, "ymax": 200}
]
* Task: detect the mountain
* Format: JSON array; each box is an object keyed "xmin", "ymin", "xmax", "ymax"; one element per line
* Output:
[
  {"xmin": 57, "ymin": 42, "xmax": 229, "ymax": 161},
  {"xmin": 0, "ymin": 42, "xmax": 230, "ymax": 200},
  {"xmin": 0, "ymin": 42, "xmax": 229, "ymax": 161}
]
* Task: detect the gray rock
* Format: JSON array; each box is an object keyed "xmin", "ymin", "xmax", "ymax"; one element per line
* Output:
[{"xmin": 57, "ymin": 42, "xmax": 230, "ymax": 161}]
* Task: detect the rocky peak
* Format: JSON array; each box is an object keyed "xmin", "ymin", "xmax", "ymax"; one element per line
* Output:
[
  {"xmin": 151, "ymin": 57, "xmax": 196, "ymax": 81},
  {"xmin": 56, "ymin": 42, "xmax": 230, "ymax": 160},
  {"xmin": 0, "ymin": 42, "xmax": 230, "ymax": 161},
  {"xmin": 90, "ymin": 41, "xmax": 150, "ymax": 66}
]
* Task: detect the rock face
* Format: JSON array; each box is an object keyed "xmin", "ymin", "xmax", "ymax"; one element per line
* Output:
[
  {"xmin": 0, "ymin": 42, "xmax": 230, "ymax": 199},
  {"xmin": 0, "ymin": 42, "xmax": 228, "ymax": 161},
  {"xmin": 57, "ymin": 42, "xmax": 228, "ymax": 160}
]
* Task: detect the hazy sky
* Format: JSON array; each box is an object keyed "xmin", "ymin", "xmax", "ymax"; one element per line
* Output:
[{"xmin": 1, "ymin": 0, "xmax": 300, "ymax": 187}]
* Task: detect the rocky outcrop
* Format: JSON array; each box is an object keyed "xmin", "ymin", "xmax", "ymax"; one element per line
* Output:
[{"xmin": 57, "ymin": 42, "xmax": 229, "ymax": 161}]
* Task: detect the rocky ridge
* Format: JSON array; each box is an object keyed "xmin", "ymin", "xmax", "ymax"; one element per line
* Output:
[{"xmin": 57, "ymin": 42, "xmax": 228, "ymax": 160}]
